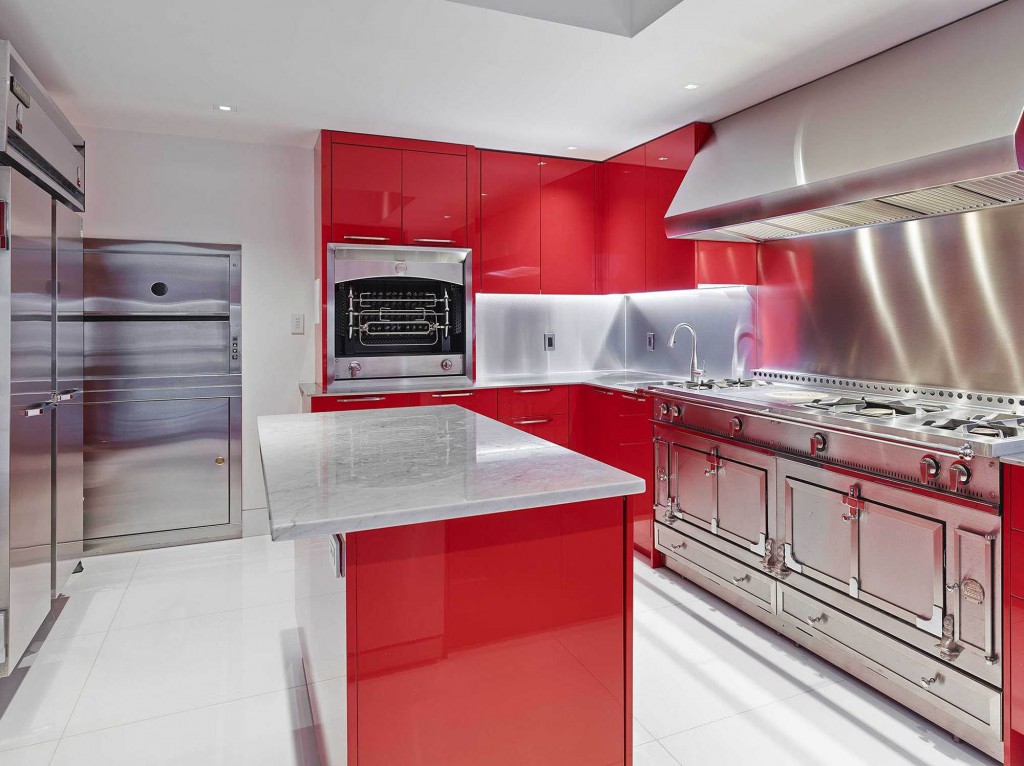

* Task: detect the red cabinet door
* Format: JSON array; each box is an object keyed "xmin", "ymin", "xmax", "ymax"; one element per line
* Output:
[
  {"xmin": 540, "ymin": 159, "xmax": 596, "ymax": 295},
  {"xmin": 311, "ymin": 393, "xmax": 413, "ymax": 412},
  {"xmin": 402, "ymin": 151, "xmax": 468, "ymax": 248},
  {"xmin": 496, "ymin": 386, "xmax": 569, "ymax": 419},
  {"xmin": 501, "ymin": 414, "xmax": 569, "ymax": 446},
  {"xmin": 598, "ymin": 146, "xmax": 646, "ymax": 294},
  {"xmin": 415, "ymin": 389, "xmax": 497, "ymax": 418},
  {"xmin": 695, "ymin": 241, "xmax": 758, "ymax": 286},
  {"xmin": 331, "ymin": 143, "xmax": 403, "ymax": 245},
  {"xmin": 481, "ymin": 151, "xmax": 541, "ymax": 294},
  {"xmin": 645, "ymin": 144, "xmax": 696, "ymax": 292}
]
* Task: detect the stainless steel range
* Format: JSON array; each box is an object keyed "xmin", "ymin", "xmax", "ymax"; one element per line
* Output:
[
  {"xmin": 645, "ymin": 369, "xmax": 1009, "ymax": 760},
  {"xmin": 327, "ymin": 244, "xmax": 472, "ymax": 382}
]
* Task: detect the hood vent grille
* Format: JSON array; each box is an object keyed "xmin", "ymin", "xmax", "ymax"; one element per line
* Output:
[{"xmin": 957, "ymin": 172, "xmax": 1024, "ymax": 203}]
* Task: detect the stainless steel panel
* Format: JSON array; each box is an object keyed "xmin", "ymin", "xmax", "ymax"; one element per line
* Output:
[
  {"xmin": 85, "ymin": 321, "xmax": 231, "ymax": 378},
  {"xmin": 670, "ymin": 444, "xmax": 715, "ymax": 530},
  {"xmin": 476, "ymin": 293, "xmax": 624, "ymax": 377},
  {"xmin": 9, "ymin": 170, "xmax": 52, "ymax": 394},
  {"xmin": 54, "ymin": 399, "xmax": 82, "ymax": 591},
  {"xmin": 758, "ymin": 204, "xmax": 1024, "ymax": 394},
  {"xmin": 716, "ymin": 455, "xmax": 767, "ymax": 548},
  {"xmin": 954, "ymin": 528, "xmax": 996, "ymax": 658},
  {"xmin": 336, "ymin": 354, "xmax": 465, "ymax": 381},
  {"xmin": 84, "ymin": 398, "xmax": 231, "ymax": 539},
  {"xmin": 623, "ymin": 288, "xmax": 755, "ymax": 381},
  {"xmin": 784, "ymin": 477, "xmax": 854, "ymax": 590},
  {"xmin": 83, "ymin": 247, "xmax": 231, "ymax": 315}
]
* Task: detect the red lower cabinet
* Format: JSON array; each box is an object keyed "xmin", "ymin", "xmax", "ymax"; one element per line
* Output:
[
  {"xmin": 310, "ymin": 393, "xmax": 413, "ymax": 412},
  {"xmin": 345, "ymin": 498, "xmax": 631, "ymax": 765},
  {"xmin": 500, "ymin": 413, "xmax": 569, "ymax": 446},
  {"xmin": 414, "ymin": 389, "xmax": 497, "ymax": 418},
  {"xmin": 496, "ymin": 385, "xmax": 569, "ymax": 419}
]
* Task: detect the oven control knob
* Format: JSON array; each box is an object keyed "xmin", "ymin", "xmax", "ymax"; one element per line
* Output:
[
  {"xmin": 440, "ymin": 358, "xmax": 453, "ymax": 371},
  {"xmin": 348, "ymin": 362, "xmax": 362, "ymax": 378},
  {"xmin": 949, "ymin": 461, "xmax": 972, "ymax": 490},
  {"xmin": 809, "ymin": 433, "xmax": 827, "ymax": 457},
  {"xmin": 728, "ymin": 417, "xmax": 743, "ymax": 436},
  {"xmin": 669, "ymin": 405, "xmax": 682, "ymax": 418},
  {"xmin": 659, "ymin": 403, "xmax": 669, "ymax": 417},
  {"xmin": 919, "ymin": 456, "xmax": 941, "ymax": 483}
]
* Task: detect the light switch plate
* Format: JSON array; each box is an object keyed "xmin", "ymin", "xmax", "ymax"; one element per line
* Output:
[{"xmin": 291, "ymin": 313, "xmax": 305, "ymax": 335}]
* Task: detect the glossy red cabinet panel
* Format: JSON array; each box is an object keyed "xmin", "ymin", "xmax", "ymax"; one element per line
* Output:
[
  {"xmin": 1011, "ymin": 598, "xmax": 1024, "ymax": 739},
  {"xmin": 330, "ymin": 143, "xmax": 403, "ymax": 245},
  {"xmin": 496, "ymin": 385, "xmax": 569, "ymax": 419},
  {"xmin": 599, "ymin": 146, "xmax": 647, "ymax": 294},
  {"xmin": 696, "ymin": 240, "xmax": 758, "ymax": 286},
  {"xmin": 500, "ymin": 413, "xmax": 569, "ymax": 446},
  {"xmin": 414, "ymin": 389, "xmax": 497, "ymax": 418},
  {"xmin": 345, "ymin": 499, "xmax": 630, "ymax": 766},
  {"xmin": 645, "ymin": 146, "xmax": 696, "ymax": 292},
  {"xmin": 644, "ymin": 123, "xmax": 710, "ymax": 174},
  {"xmin": 310, "ymin": 393, "xmax": 413, "ymax": 412},
  {"xmin": 540, "ymin": 158, "xmax": 597, "ymax": 295},
  {"xmin": 402, "ymin": 151, "xmax": 468, "ymax": 248},
  {"xmin": 480, "ymin": 151, "xmax": 541, "ymax": 294}
]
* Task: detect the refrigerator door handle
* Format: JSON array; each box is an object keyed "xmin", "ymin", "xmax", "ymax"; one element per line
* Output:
[
  {"xmin": 54, "ymin": 388, "xmax": 83, "ymax": 402},
  {"xmin": 23, "ymin": 402, "xmax": 56, "ymax": 417}
]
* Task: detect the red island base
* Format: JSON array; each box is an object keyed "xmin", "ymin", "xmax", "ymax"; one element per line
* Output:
[{"xmin": 297, "ymin": 496, "xmax": 633, "ymax": 766}]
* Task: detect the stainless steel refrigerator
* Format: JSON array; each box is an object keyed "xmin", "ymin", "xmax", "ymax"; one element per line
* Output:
[{"xmin": 1, "ymin": 41, "xmax": 85, "ymax": 675}]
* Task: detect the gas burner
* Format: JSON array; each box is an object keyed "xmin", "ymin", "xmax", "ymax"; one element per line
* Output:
[
  {"xmin": 923, "ymin": 415, "xmax": 1023, "ymax": 438},
  {"xmin": 681, "ymin": 378, "xmax": 759, "ymax": 391},
  {"xmin": 805, "ymin": 397, "xmax": 947, "ymax": 419}
]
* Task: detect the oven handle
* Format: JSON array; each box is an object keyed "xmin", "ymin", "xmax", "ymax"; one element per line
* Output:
[{"xmin": 513, "ymin": 418, "xmax": 552, "ymax": 425}]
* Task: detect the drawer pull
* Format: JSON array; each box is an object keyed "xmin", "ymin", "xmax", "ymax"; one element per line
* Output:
[
  {"xmin": 514, "ymin": 388, "xmax": 552, "ymax": 394},
  {"xmin": 806, "ymin": 614, "xmax": 826, "ymax": 626},
  {"xmin": 343, "ymin": 235, "xmax": 389, "ymax": 241},
  {"xmin": 920, "ymin": 675, "xmax": 939, "ymax": 688},
  {"xmin": 731, "ymin": 574, "xmax": 749, "ymax": 585},
  {"xmin": 431, "ymin": 393, "xmax": 474, "ymax": 398},
  {"xmin": 669, "ymin": 541, "xmax": 686, "ymax": 551},
  {"xmin": 621, "ymin": 394, "xmax": 646, "ymax": 401},
  {"xmin": 338, "ymin": 396, "xmax": 386, "ymax": 403},
  {"xmin": 413, "ymin": 238, "xmax": 455, "ymax": 244},
  {"xmin": 514, "ymin": 418, "xmax": 552, "ymax": 425}
]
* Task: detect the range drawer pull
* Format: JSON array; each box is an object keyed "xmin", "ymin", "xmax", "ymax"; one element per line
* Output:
[
  {"xmin": 806, "ymin": 614, "xmax": 826, "ymax": 626},
  {"xmin": 514, "ymin": 388, "xmax": 553, "ymax": 394},
  {"xmin": 337, "ymin": 396, "xmax": 387, "ymax": 403},
  {"xmin": 343, "ymin": 235, "xmax": 389, "ymax": 241},
  {"xmin": 731, "ymin": 574, "xmax": 749, "ymax": 584},
  {"xmin": 514, "ymin": 418, "xmax": 552, "ymax": 425},
  {"xmin": 920, "ymin": 675, "xmax": 939, "ymax": 688},
  {"xmin": 431, "ymin": 393, "xmax": 474, "ymax": 398}
]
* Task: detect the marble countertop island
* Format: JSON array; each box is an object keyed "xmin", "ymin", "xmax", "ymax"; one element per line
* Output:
[{"xmin": 259, "ymin": 405, "xmax": 645, "ymax": 540}]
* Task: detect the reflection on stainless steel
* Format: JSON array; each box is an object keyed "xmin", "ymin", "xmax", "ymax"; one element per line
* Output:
[
  {"xmin": 650, "ymin": 376, "xmax": 1003, "ymax": 759},
  {"xmin": 476, "ymin": 293, "xmax": 625, "ymax": 377},
  {"xmin": 667, "ymin": 323, "xmax": 703, "ymax": 382},
  {"xmin": 666, "ymin": 2, "xmax": 1024, "ymax": 243},
  {"xmin": 82, "ymin": 239, "xmax": 242, "ymax": 554},
  {"xmin": 328, "ymin": 244, "xmax": 472, "ymax": 384},
  {"xmin": 758, "ymin": 205, "xmax": 1024, "ymax": 394}
]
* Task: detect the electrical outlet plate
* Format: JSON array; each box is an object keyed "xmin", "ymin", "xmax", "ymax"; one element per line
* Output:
[
  {"xmin": 291, "ymin": 313, "xmax": 305, "ymax": 335},
  {"xmin": 544, "ymin": 332, "xmax": 556, "ymax": 351},
  {"xmin": 647, "ymin": 332, "xmax": 656, "ymax": 351}
]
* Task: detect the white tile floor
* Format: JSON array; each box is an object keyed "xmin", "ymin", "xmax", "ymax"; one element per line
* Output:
[{"xmin": 0, "ymin": 538, "xmax": 999, "ymax": 765}]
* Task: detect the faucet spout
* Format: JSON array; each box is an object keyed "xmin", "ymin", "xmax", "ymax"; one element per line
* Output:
[{"xmin": 668, "ymin": 323, "xmax": 704, "ymax": 383}]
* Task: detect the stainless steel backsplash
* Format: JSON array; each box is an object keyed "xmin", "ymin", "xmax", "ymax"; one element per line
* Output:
[
  {"xmin": 475, "ymin": 294, "xmax": 626, "ymax": 376},
  {"xmin": 624, "ymin": 288, "xmax": 757, "ymax": 379},
  {"xmin": 757, "ymin": 205, "xmax": 1024, "ymax": 394}
]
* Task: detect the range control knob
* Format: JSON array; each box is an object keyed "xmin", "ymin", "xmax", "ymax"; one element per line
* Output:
[
  {"xmin": 659, "ymin": 403, "xmax": 669, "ymax": 417},
  {"xmin": 949, "ymin": 461, "xmax": 972, "ymax": 490},
  {"xmin": 728, "ymin": 417, "xmax": 743, "ymax": 436},
  {"xmin": 919, "ymin": 456, "xmax": 941, "ymax": 483},
  {"xmin": 669, "ymin": 405, "xmax": 682, "ymax": 418},
  {"xmin": 440, "ymin": 358, "xmax": 453, "ymax": 371},
  {"xmin": 810, "ymin": 433, "xmax": 827, "ymax": 457}
]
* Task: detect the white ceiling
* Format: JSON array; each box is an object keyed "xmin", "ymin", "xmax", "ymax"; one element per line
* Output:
[{"xmin": 0, "ymin": 0, "xmax": 1002, "ymax": 158}]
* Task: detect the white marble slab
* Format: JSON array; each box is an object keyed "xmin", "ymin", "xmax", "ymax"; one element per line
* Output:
[{"xmin": 259, "ymin": 406, "xmax": 645, "ymax": 540}]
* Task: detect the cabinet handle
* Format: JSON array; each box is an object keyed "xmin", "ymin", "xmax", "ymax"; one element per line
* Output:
[
  {"xmin": 431, "ymin": 392, "xmax": 474, "ymax": 398},
  {"xmin": 731, "ymin": 574, "xmax": 749, "ymax": 584},
  {"xmin": 920, "ymin": 676, "xmax": 939, "ymax": 688},
  {"xmin": 513, "ymin": 418, "xmax": 552, "ymax": 425},
  {"xmin": 515, "ymin": 388, "xmax": 552, "ymax": 394},
  {"xmin": 806, "ymin": 614, "xmax": 825, "ymax": 626},
  {"xmin": 621, "ymin": 394, "xmax": 646, "ymax": 401},
  {"xmin": 343, "ymin": 235, "xmax": 389, "ymax": 242},
  {"xmin": 337, "ymin": 396, "xmax": 387, "ymax": 403},
  {"xmin": 413, "ymin": 238, "xmax": 455, "ymax": 244}
]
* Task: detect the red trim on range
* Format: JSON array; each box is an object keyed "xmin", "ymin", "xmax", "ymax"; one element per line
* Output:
[{"xmin": 343, "ymin": 498, "xmax": 632, "ymax": 765}]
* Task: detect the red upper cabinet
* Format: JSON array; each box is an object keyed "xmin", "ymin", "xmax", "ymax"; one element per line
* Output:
[
  {"xmin": 598, "ymin": 146, "xmax": 646, "ymax": 294},
  {"xmin": 331, "ymin": 143, "xmax": 403, "ymax": 245},
  {"xmin": 695, "ymin": 241, "xmax": 758, "ymax": 286},
  {"xmin": 402, "ymin": 151, "xmax": 468, "ymax": 248},
  {"xmin": 481, "ymin": 151, "xmax": 541, "ymax": 294},
  {"xmin": 540, "ymin": 158, "xmax": 596, "ymax": 295}
]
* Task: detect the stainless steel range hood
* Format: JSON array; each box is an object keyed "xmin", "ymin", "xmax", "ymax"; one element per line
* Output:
[{"xmin": 665, "ymin": 1, "xmax": 1024, "ymax": 243}]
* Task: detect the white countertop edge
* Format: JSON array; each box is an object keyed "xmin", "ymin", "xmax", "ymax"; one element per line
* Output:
[{"xmin": 268, "ymin": 476, "xmax": 645, "ymax": 541}]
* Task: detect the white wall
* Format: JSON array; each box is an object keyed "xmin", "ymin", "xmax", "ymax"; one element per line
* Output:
[{"xmin": 80, "ymin": 126, "xmax": 315, "ymax": 521}]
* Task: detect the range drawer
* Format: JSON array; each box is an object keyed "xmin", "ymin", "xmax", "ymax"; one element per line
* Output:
[
  {"xmin": 500, "ymin": 413, "xmax": 569, "ymax": 446},
  {"xmin": 779, "ymin": 584, "xmax": 1001, "ymax": 732},
  {"xmin": 310, "ymin": 393, "xmax": 413, "ymax": 412},
  {"xmin": 497, "ymin": 386, "xmax": 569, "ymax": 419},
  {"xmin": 655, "ymin": 523, "xmax": 773, "ymax": 610},
  {"xmin": 415, "ymin": 389, "xmax": 497, "ymax": 418}
]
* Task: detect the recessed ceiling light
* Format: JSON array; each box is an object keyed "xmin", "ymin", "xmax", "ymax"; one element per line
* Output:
[
  {"xmin": 216, "ymin": 104, "xmax": 235, "ymax": 112},
  {"xmin": 683, "ymin": 83, "xmax": 700, "ymax": 90},
  {"xmin": 567, "ymin": 146, "xmax": 579, "ymax": 151}
]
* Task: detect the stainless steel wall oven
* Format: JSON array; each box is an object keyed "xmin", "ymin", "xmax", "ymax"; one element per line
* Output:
[{"xmin": 327, "ymin": 244, "xmax": 472, "ymax": 382}]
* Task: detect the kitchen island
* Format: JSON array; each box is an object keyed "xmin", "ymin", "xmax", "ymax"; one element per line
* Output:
[{"xmin": 258, "ymin": 405, "xmax": 645, "ymax": 766}]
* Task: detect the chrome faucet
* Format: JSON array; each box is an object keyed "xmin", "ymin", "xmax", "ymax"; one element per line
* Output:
[{"xmin": 668, "ymin": 323, "xmax": 704, "ymax": 382}]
